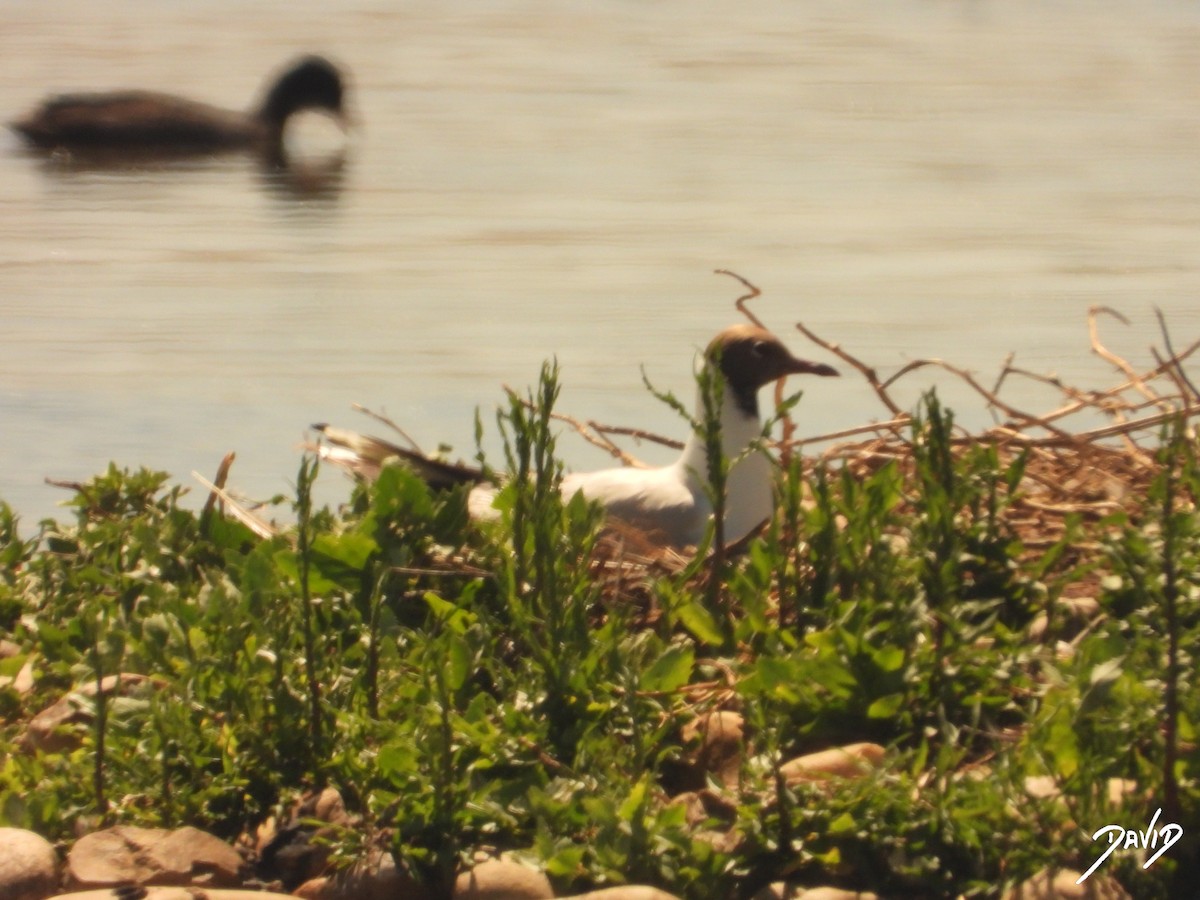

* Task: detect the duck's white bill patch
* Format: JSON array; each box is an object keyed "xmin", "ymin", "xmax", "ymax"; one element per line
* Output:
[{"xmin": 281, "ymin": 110, "xmax": 349, "ymax": 165}]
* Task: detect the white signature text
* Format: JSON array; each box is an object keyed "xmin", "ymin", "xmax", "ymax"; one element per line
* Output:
[{"xmin": 1078, "ymin": 807, "xmax": 1183, "ymax": 884}]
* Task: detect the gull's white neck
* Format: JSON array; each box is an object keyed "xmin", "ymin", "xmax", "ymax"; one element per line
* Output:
[{"xmin": 672, "ymin": 377, "xmax": 776, "ymax": 540}]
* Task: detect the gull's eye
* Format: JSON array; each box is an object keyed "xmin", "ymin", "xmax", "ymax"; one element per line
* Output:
[{"xmin": 750, "ymin": 340, "xmax": 767, "ymax": 357}]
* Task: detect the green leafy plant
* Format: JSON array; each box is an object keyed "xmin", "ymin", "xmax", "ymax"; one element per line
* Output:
[{"xmin": 2, "ymin": 376, "xmax": 1198, "ymax": 899}]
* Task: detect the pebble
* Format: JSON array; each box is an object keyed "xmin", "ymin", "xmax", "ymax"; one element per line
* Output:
[
  {"xmin": 681, "ymin": 710, "xmax": 745, "ymax": 790},
  {"xmin": 1000, "ymin": 867, "xmax": 1131, "ymax": 899},
  {"xmin": 557, "ymin": 888, "xmax": 684, "ymax": 900},
  {"xmin": 779, "ymin": 743, "xmax": 885, "ymax": 785},
  {"xmin": 0, "ymin": 827, "xmax": 59, "ymax": 900},
  {"xmin": 752, "ymin": 885, "xmax": 879, "ymax": 899},
  {"xmin": 453, "ymin": 858, "xmax": 554, "ymax": 899},
  {"xmin": 65, "ymin": 825, "xmax": 244, "ymax": 889}
]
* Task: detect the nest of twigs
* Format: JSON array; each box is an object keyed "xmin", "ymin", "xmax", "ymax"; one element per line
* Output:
[{"xmin": 793, "ymin": 304, "xmax": 1198, "ymax": 550}]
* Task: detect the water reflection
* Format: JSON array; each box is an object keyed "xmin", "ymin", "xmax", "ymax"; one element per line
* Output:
[
  {"xmin": 257, "ymin": 160, "xmax": 346, "ymax": 205},
  {"xmin": 21, "ymin": 140, "xmax": 350, "ymax": 204}
]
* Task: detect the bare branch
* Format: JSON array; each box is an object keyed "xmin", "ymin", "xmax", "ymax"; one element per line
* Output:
[
  {"xmin": 1154, "ymin": 306, "xmax": 1200, "ymax": 403},
  {"xmin": 794, "ymin": 320, "xmax": 904, "ymax": 416},
  {"xmin": 715, "ymin": 268, "xmax": 764, "ymax": 328}
]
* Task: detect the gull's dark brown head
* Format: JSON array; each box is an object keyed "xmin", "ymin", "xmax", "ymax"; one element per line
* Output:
[{"xmin": 705, "ymin": 324, "xmax": 838, "ymax": 416}]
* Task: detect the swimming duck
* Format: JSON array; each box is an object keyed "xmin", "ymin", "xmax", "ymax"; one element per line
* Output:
[
  {"xmin": 313, "ymin": 325, "xmax": 838, "ymax": 547},
  {"xmin": 10, "ymin": 54, "xmax": 348, "ymax": 162}
]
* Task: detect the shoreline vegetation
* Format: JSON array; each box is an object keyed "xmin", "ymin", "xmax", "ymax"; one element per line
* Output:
[{"xmin": 2, "ymin": 296, "xmax": 1198, "ymax": 898}]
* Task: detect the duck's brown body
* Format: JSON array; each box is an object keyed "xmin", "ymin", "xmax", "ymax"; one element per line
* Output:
[
  {"xmin": 10, "ymin": 55, "xmax": 346, "ymax": 160},
  {"xmin": 12, "ymin": 91, "xmax": 263, "ymax": 152}
]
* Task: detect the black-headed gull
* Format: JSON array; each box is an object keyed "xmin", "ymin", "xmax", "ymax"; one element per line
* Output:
[{"xmin": 313, "ymin": 324, "xmax": 837, "ymax": 547}]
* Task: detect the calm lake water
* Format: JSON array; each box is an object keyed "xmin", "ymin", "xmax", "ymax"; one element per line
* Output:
[{"xmin": 2, "ymin": 0, "xmax": 1199, "ymax": 523}]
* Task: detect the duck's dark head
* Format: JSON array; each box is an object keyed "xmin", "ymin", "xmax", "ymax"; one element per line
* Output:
[
  {"xmin": 705, "ymin": 324, "xmax": 838, "ymax": 416},
  {"xmin": 258, "ymin": 55, "xmax": 347, "ymax": 129}
]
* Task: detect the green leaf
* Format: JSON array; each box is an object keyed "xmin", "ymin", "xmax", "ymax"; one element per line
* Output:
[
  {"xmin": 273, "ymin": 549, "xmax": 339, "ymax": 596},
  {"xmin": 373, "ymin": 463, "xmax": 436, "ymax": 523},
  {"xmin": 1178, "ymin": 710, "xmax": 1196, "ymax": 743},
  {"xmin": 617, "ymin": 779, "xmax": 648, "ymax": 822},
  {"xmin": 814, "ymin": 846, "xmax": 842, "ymax": 866},
  {"xmin": 378, "ymin": 742, "xmax": 418, "ymax": 781},
  {"xmin": 675, "ymin": 599, "xmax": 725, "ymax": 646},
  {"xmin": 445, "ymin": 633, "xmax": 472, "ymax": 693},
  {"xmin": 867, "ymin": 693, "xmax": 905, "ymax": 719},
  {"xmin": 740, "ymin": 655, "xmax": 802, "ymax": 704},
  {"xmin": 1088, "ymin": 656, "xmax": 1124, "ymax": 687},
  {"xmin": 640, "ymin": 645, "xmax": 694, "ymax": 693},
  {"xmin": 871, "ymin": 645, "xmax": 906, "ymax": 673},
  {"xmin": 1047, "ymin": 714, "xmax": 1079, "ymax": 779},
  {"xmin": 424, "ymin": 592, "xmax": 476, "ymax": 633},
  {"xmin": 542, "ymin": 845, "xmax": 585, "ymax": 879},
  {"xmin": 828, "ymin": 811, "xmax": 857, "ymax": 835},
  {"xmin": 1079, "ymin": 656, "xmax": 1125, "ymax": 714},
  {"xmin": 313, "ymin": 531, "xmax": 378, "ymax": 573}
]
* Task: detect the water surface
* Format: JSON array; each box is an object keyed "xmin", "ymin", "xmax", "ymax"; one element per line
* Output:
[{"xmin": 2, "ymin": 0, "xmax": 1198, "ymax": 521}]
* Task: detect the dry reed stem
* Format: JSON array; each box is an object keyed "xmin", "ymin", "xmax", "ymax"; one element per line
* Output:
[
  {"xmin": 192, "ymin": 469, "xmax": 277, "ymax": 539},
  {"xmin": 200, "ymin": 451, "xmax": 237, "ymax": 528}
]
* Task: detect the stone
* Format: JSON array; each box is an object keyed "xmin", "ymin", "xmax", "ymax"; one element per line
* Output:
[
  {"xmin": 1023, "ymin": 775, "xmax": 1060, "ymax": 800},
  {"xmin": 256, "ymin": 786, "xmax": 356, "ymax": 889},
  {"xmin": 65, "ymin": 825, "xmax": 244, "ymax": 889},
  {"xmin": 557, "ymin": 888, "xmax": 683, "ymax": 899},
  {"xmin": 662, "ymin": 789, "xmax": 740, "ymax": 855},
  {"xmin": 293, "ymin": 849, "xmax": 425, "ymax": 900},
  {"xmin": 21, "ymin": 673, "xmax": 155, "ymax": 753},
  {"xmin": 453, "ymin": 858, "xmax": 553, "ymax": 899},
  {"xmin": 0, "ymin": 827, "xmax": 59, "ymax": 900},
  {"xmin": 312, "ymin": 786, "xmax": 351, "ymax": 826},
  {"xmin": 0, "ymin": 655, "xmax": 35, "ymax": 695},
  {"xmin": 294, "ymin": 876, "xmax": 334, "ymax": 899},
  {"xmin": 48, "ymin": 891, "xmax": 297, "ymax": 900},
  {"xmin": 681, "ymin": 710, "xmax": 744, "ymax": 790},
  {"xmin": 667, "ymin": 789, "xmax": 736, "ymax": 828},
  {"xmin": 1001, "ymin": 868, "xmax": 1131, "ymax": 899},
  {"xmin": 779, "ymin": 742, "xmax": 885, "ymax": 785},
  {"xmin": 752, "ymin": 885, "xmax": 879, "ymax": 899},
  {"xmin": 257, "ymin": 824, "xmax": 328, "ymax": 889},
  {"xmin": 1023, "ymin": 776, "xmax": 1140, "ymax": 807}
]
